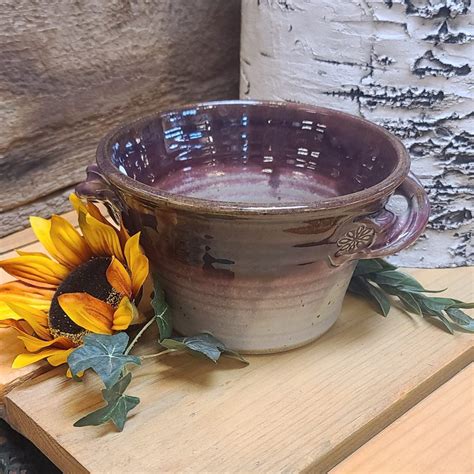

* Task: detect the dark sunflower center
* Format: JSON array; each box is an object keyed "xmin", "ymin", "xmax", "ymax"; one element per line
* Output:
[{"xmin": 49, "ymin": 257, "xmax": 120, "ymax": 342}]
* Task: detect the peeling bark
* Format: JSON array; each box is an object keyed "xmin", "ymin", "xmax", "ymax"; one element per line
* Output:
[
  {"xmin": 412, "ymin": 50, "xmax": 471, "ymax": 77},
  {"xmin": 241, "ymin": 0, "xmax": 473, "ymax": 267}
]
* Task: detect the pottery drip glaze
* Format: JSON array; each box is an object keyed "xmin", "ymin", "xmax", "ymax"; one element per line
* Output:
[{"xmin": 77, "ymin": 101, "xmax": 430, "ymax": 352}]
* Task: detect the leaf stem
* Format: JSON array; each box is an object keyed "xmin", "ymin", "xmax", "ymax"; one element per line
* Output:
[
  {"xmin": 125, "ymin": 316, "xmax": 157, "ymax": 355},
  {"xmin": 140, "ymin": 349, "xmax": 177, "ymax": 360}
]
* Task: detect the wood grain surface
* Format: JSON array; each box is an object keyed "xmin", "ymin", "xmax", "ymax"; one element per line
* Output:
[
  {"xmin": 0, "ymin": 0, "xmax": 240, "ymax": 236},
  {"xmin": 332, "ymin": 363, "xmax": 474, "ymax": 474},
  {"xmin": 3, "ymin": 267, "xmax": 472, "ymax": 473}
]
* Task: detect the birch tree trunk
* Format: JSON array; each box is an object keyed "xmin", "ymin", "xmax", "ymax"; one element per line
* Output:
[{"xmin": 240, "ymin": 0, "xmax": 473, "ymax": 267}]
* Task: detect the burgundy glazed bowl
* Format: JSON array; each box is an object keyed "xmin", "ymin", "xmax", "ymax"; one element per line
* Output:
[{"xmin": 77, "ymin": 100, "xmax": 430, "ymax": 353}]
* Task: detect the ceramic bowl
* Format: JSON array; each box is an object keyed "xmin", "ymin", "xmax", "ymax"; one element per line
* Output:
[{"xmin": 77, "ymin": 100, "xmax": 430, "ymax": 353}]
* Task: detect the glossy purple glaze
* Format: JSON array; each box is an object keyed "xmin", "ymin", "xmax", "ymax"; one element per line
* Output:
[{"xmin": 77, "ymin": 100, "xmax": 430, "ymax": 352}]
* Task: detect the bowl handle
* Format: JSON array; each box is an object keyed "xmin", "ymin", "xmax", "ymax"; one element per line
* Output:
[
  {"xmin": 75, "ymin": 164, "xmax": 122, "ymax": 224},
  {"xmin": 330, "ymin": 173, "xmax": 430, "ymax": 265}
]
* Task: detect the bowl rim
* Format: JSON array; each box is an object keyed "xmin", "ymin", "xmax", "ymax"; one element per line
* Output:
[{"xmin": 96, "ymin": 100, "xmax": 410, "ymax": 216}]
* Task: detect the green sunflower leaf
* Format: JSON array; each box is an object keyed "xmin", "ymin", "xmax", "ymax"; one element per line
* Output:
[
  {"xmin": 67, "ymin": 333, "xmax": 141, "ymax": 388},
  {"xmin": 161, "ymin": 333, "xmax": 248, "ymax": 364},
  {"xmin": 74, "ymin": 372, "xmax": 140, "ymax": 431},
  {"xmin": 151, "ymin": 275, "xmax": 172, "ymax": 341}
]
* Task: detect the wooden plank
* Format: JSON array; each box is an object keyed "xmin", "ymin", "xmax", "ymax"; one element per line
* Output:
[
  {"xmin": 0, "ymin": 211, "xmax": 77, "ymax": 255},
  {"xmin": 3, "ymin": 267, "xmax": 473, "ymax": 473},
  {"xmin": 1, "ymin": 189, "xmax": 76, "ymax": 240},
  {"xmin": 0, "ymin": 332, "xmax": 49, "ymax": 414},
  {"xmin": 332, "ymin": 363, "xmax": 473, "ymax": 474},
  {"xmin": 0, "ymin": 0, "xmax": 240, "ymax": 237},
  {"xmin": 0, "ymin": 211, "xmax": 77, "ymax": 258}
]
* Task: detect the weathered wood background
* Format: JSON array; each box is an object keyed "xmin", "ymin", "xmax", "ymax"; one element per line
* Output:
[
  {"xmin": 0, "ymin": 0, "xmax": 241, "ymax": 236},
  {"xmin": 241, "ymin": 0, "xmax": 473, "ymax": 267}
]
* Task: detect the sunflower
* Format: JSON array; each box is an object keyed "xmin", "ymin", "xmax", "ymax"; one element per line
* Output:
[{"xmin": 0, "ymin": 194, "xmax": 149, "ymax": 369}]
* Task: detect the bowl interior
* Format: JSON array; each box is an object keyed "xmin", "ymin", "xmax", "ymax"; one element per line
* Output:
[{"xmin": 107, "ymin": 102, "xmax": 401, "ymax": 205}]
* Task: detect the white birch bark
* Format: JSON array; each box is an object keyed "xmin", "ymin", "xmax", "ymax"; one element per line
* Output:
[{"xmin": 240, "ymin": 0, "xmax": 473, "ymax": 267}]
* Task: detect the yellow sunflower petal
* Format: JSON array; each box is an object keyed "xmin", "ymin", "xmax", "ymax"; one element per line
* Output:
[
  {"xmin": 49, "ymin": 215, "xmax": 91, "ymax": 267},
  {"xmin": 86, "ymin": 202, "xmax": 110, "ymax": 225},
  {"xmin": 79, "ymin": 212, "xmax": 125, "ymax": 262},
  {"xmin": 112, "ymin": 296, "xmax": 136, "ymax": 331},
  {"xmin": 58, "ymin": 292, "xmax": 114, "ymax": 335},
  {"xmin": 0, "ymin": 281, "xmax": 53, "ymax": 317},
  {"xmin": 118, "ymin": 222, "xmax": 131, "ymax": 248},
  {"xmin": 47, "ymin": 347, "xmax": 75, "ymax": 366},
  {"xmin": 5, "ymin": 301, "xmax": 51, "ymax": 340},
  {"xmin": 29, "ymin": 216, "xmax": 64, "ymax": 263},
  {"xmin": 0, "ymin": 305, "xmax": 23, "ymax": 321},
  {"xmin": 70, "ymin": 193, "xmax": 88, "ymax": 214},
  {"xmin": 15, "ymin": 250, "xmax": 48, "ymax": 258},
  {"xmin": 0, "ymin": 281, "xmax": 54, "ymax": 300},
  {"xmin": 124, "ymin": 233, "xmax": 149, "ymax": 296},
  {"xmin": 66, "ymin": 368, "xmax": 84, "ymax": 378},
  {"xmin": 0, "ymin": 254, "xmax": 69, "ymax": 288},
  {"xmin": 12, "ymin": 348, "xmax": 67, "ymax": 369},
  {"xmin": 17, "ymin": 333, "xmax": 73, "ymax": 352},
  {"xmin": 106, "ymin": 257, "xmax": 132, "ymax": 297},
  {"xmin": 0, "ymin": 319, "xmax": 28, "ymax": 331},
  {"xmin": 69, "ymin": 193, "xmax": 109, "ymax": 225},
  {"xmin": 5, "ymin": 319, "xmax": 33, "ymax": 334}
]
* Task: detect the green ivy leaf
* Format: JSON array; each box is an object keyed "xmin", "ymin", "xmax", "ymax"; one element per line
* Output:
[
  {"xmin": 181, "ymin": 334, "xmax": 224, "ymax": 362},
  {"xmin": 74, "ymin": 372, "xmax": 140, "ymax": 431},
  {"xmin": 161, "ymin": 333, "xmax": 248, "ymax": 364},
  {"xmin": 151, "ymin": 274, "xmax": 172, "ymax": 340},
  {"xmin": 68, "ymin": 333, "xmax": 141, "ymax": 388},
  {"xmin": 220, "ymin": 348, "xmax": 249, "ymax": 364}
]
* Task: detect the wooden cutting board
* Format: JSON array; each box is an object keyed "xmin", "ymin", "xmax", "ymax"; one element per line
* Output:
[
  {"xmin": 2, "ymin": 263, "xmax": 472, "ymax": 473},
  {"xmin": 332, "ymin": 363, "xmax": 473, "ymax": 473}
]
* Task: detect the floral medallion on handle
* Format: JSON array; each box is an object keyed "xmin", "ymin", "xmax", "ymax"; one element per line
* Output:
[{"xmin": 335, "ymin": 224, "xmax": 376, "ymax": 257}]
